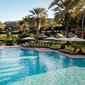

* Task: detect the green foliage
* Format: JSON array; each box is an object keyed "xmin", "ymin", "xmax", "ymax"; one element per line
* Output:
[
  {"xmin": 71, "ymin": 44, "xmax": 81, "ymax": 49},
  {"xmin": 48, "ymin": 19, "xmax": 56, "ymax": 27},
  {"xmin": 54, "ymin": 33, "xmax": 59, "ymax": 38},
  {"xmin": 29, "ymin": 26, "xmax": 36, "ymax": 34},
  {"xmin": 18, "ymin": 32, "xmax": 29, "ymax": 39},
  {"xmin": 75, "ymin": 41, "xmax": 82, "ymax": 44},
  {"xmin": 29, "ymin": 8, "xmax": 48, "ymax": 18},
  {"xmin": 52, "ymin": 29, "xmax": 55, "ymax": 34},
  {"xmin": 0, "ymin": 21, "xmax": 6, "ymax": 30},
  {"xmin": 8, "ymin": 31, "xmax": 11, "ymax": 36},
  {"xmin": 29, "ymin": 33, "xmax": 35, "ymax": 38},
  {"xmin": 60, "ymin": 31, "xmax": 64, "ymax": 35},
  {"xmin": 6, "ymin": 39, "xmax": 13, "ymax": 46},
  {"xmin": 49, "ymin": 33, "xmax": 53, "ymax": 37},
  {"xmin": 19, "ymin": 20, "xmax": 25, "ymax": 25},
  {"xmin": 4, "ymin": 21, "xmax": 19, "ymax": 27}
]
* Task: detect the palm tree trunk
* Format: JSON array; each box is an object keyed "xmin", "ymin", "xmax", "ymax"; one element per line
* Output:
[
  {"xmin": 81, "ymin": 8, "xmax": 85, "ymax": 46},
  {"xmin": 65, "ymin": 12, "xmax": 69, "ymax": 38},
  {"xmin": 36, "ymin": 18, "xmax": 40, "ymax": 43},
  {"xmin": 28, "ymin": 28, "xmax": 29, "ymax": 33},
  {"xmin": 65, "ymin": 12, "xmax": 69, "ymax": 44}
]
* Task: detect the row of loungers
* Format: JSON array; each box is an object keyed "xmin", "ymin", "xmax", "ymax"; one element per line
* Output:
[
  {"xmin": 22, "ymin": 43, "xmax": 51, "ymax": 47},
  {"xmin": 22, "ymin": 43, "xmax": 85, "ymax": 54},
  {"xmin": 60, "ymin": 46, "xmax": 80, "ymax": 54},
  {"xmin": 47, "ymin": 44, "xmax": 61, "ymax": 50},
  {"xmin": 46, "ymin": 44, "xmax": 85, "ymax": 55}
]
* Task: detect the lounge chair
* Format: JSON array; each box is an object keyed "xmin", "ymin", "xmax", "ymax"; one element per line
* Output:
[{"xmin": 81, "ymin": 48, "xmax": 85, "ymax": 54}]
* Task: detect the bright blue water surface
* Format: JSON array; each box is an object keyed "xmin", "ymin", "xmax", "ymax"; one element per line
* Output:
[{"xmin": 0, "ymin": 48, "xmax": 85, "ymax": 85}]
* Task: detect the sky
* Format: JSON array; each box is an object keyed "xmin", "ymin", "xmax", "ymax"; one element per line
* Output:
[{"xmin": 0, "ymin": 0, "xmax": 55, "ymax": 23}]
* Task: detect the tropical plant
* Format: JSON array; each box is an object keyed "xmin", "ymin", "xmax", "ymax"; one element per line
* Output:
[
  {"xmin": 29, "ymin": 26, "xmax": 36, "ymax": 34},
  {"xmin": 41, "ymin": 17, "xmax": 47, "ymax": 27},
  {"xmin": 0, "ymin": 21, "xmax": 6, "ymax": 30},
  {"xmin": 19, "ymin": 20, "xmax": 24, "ymax": 32},
  {"xmin": 18, "ymin": 32, "xmax": 29, "ymax": 39},
  {"xmin": 29, "ymin": 7, "xmax": 48, "ymax": 43},
  {"xmin": 29, "ymin": 33, "xmax": 35, "ymax": 38},
  {"xmin": 49, "ymin": 0, "xmax": 73, "ymax": 38},
  {"xmin": 49, "ymin": 0, "xmax": 85, "ymax": 45},
  {"xmin": 48, "ymin": 19, "xmax": 56, "ymax": 28}
]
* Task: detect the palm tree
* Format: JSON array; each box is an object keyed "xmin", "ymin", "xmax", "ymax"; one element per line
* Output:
[
  {"xmin": 81, "ymin": 8, "xmax": 85, "ymax": 46},
  {"xmin": 19, "ymin": 20, "xmax": 24, "ymax": 32},
  {"xmin": 49, "ymin": 0, "xmax": 72, "ymax": 38},
  {"xmin": 29, "ymin": 8, "xmax": 48, "ymax": 43},
  {"xmin": 41, "ymin": 17, "xmax": 47, "ymax": 27},
  {"xmin": 49, "ymin": 0, "xmax": 85, "ymax": 45}
]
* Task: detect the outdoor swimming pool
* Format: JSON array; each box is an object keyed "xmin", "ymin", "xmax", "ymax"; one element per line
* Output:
[{"xmin": 0, "ymin": 47, "xmax": 85, "ymax": 85}]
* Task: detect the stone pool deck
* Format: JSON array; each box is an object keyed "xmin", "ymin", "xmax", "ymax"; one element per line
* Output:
[{"xmin": 0, "ymin": 43, "xmax": 85, "ymax": 59}]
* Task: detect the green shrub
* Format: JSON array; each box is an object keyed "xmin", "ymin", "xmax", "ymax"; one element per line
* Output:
[
  {"xmin": 18, "ymin": 32, "xmax": 29, "ymax": 39},
  {"xmin": 71, "ymin": 44, "xmax": 81, "ymax": 49},
  {"xmin": 6, "ymin": 39, "xmax": 14, "ymax": 46},
  {"xmin": 29, "ymin": 26, "xmax": 36, "ymax": 34},
  {"xmin": 75, "ymin": 42, "xmax": 81, "ymax": 44},
  {"xmin": 29, "ymin": 33, "xmax": 35, "ymax": 38}
]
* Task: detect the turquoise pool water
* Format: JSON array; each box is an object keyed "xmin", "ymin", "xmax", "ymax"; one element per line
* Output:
[{"xmin": 0, "ymin": 48, "xmax": 85, "ymax": 85}]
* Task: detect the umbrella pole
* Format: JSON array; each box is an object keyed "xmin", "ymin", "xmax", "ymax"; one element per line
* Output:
[{"xmin": 73, "ymin": 41, "xmax": 76, "ymax": 51}]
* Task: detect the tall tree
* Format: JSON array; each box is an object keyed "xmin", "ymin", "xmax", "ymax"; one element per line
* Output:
[
  {"xmin": 41, "ymin": 17, "xmax": 47, "ymax": 27},
  {"xmin": 49, "ymin": 0, "xmax": 85, "ymax": 45},
  {"xmin": 82, "ymin": 8, "xmax": 85, "ymax": 46},
  {"xmin": 0, "ymin": 21, "xmax": 6, "ymax": 30},
  {"xmin": 19, "ymin": 20, "xmax": 24, "ymax": 32},
  {"xmin": 49, "ymin": 0, "xmax": 72, "ymax": 38},
  {"xmin": 29, "ymin": 8, "xmax": 48, "ymax": 43}
]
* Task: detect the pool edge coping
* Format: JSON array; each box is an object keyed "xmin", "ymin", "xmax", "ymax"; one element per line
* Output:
[{"xmin": 0, "ymin": 45, "xmax": 85, "ymax": 59}]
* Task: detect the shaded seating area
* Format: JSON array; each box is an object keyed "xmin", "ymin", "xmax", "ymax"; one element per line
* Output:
[
  {"xmin": 47, "ymin": 44, "xmax": 61, "ymax": 50},
  {"xmin": 60, "ymin": 45, "xmax": 81, "ymax": 54},
  {"xmin": 21, "ymin": 36, "xmax": 85, "ymax": 55}
]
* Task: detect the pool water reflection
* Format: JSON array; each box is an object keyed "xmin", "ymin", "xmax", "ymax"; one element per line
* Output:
[{"xmin": 0, "ymin": 48, "xmax": 85, "ymax": 85}]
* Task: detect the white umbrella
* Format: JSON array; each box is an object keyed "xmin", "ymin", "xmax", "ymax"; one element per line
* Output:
[
  {"xmin": 45, "ymin": 37, "xmax": 57, "ymax": 40},
  {"xmin": 67, "ymin": 37, "xmax": 85, "ymax": 42},
  {"xmin": 64, "ymin": 32, "xmax": 77, "ymax": 37},
  {"xmin": 22, "ymin": 37, "xmax": 35, "ymax": 40},
  {"xmin": 38, "ymin": 34, "xmax": 48, "ymax": 38},
  {"xmin": 55, "ymin": 37, "xmax": 69, "ymax": 41},
  {"xmin": 67, "ymin": 37, "xmax": 85, "ymax": 50}
]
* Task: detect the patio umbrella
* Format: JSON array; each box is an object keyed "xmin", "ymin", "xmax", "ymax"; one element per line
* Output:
[
  {"xmin": 65, "ymin": 37, "xmax": 85, "ymax": 50},
  {"xmin": 64, "ymin": 32, "xmax": 77, "ymax": 37},
  {"xmin": 55, "ymin": 37, "xmax": 69, "ymax": 41},
  {"xmin": 38, "ymin": 34, "xmax": 48, "ymax": 38},
  {"xmin": 67, "ymin": 37, "xmax": 85, "ymax": 42},
  {"xmin": 22, "ymin": 37, "xmax": 35, "ymax": 40},
  {"xmin": 45, "ymin": 37, "xmax": 57, "ymax": 40},
  {"xmin": 45, "ymin": 36, "xmax": 58, "ymax": 43}
]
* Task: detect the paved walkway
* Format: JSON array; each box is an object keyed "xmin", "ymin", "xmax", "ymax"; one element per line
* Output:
[
  {"xmin": 0, "ymin": 43, "xmax": 21, "ymax": 48},
  {"xmin": 0, "ymin": 43, "xmax": 85, "ymax": 58}
]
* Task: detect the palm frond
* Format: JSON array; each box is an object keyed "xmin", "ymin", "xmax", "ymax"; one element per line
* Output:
[
  {"xmin": 29, "ymin": 10, "xmax": 36, "ymax": 15},
  {"xmin": 52, "ymin": 0, "xmax": 71, "ymax": 11},
  {"xmin": 29, "ymin": 8, "xmax": 48, "ymax": 19},
  {"xmin": 56, "ymin": 0, "xmax": 80, "ymax": 20},
  {"xmin": 48, "ymin": 0, "xmax": 60, "ymax": 9},
  {"xmin": 71, "ymin": 0, "xmax": 85, "ymax": 17}
]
